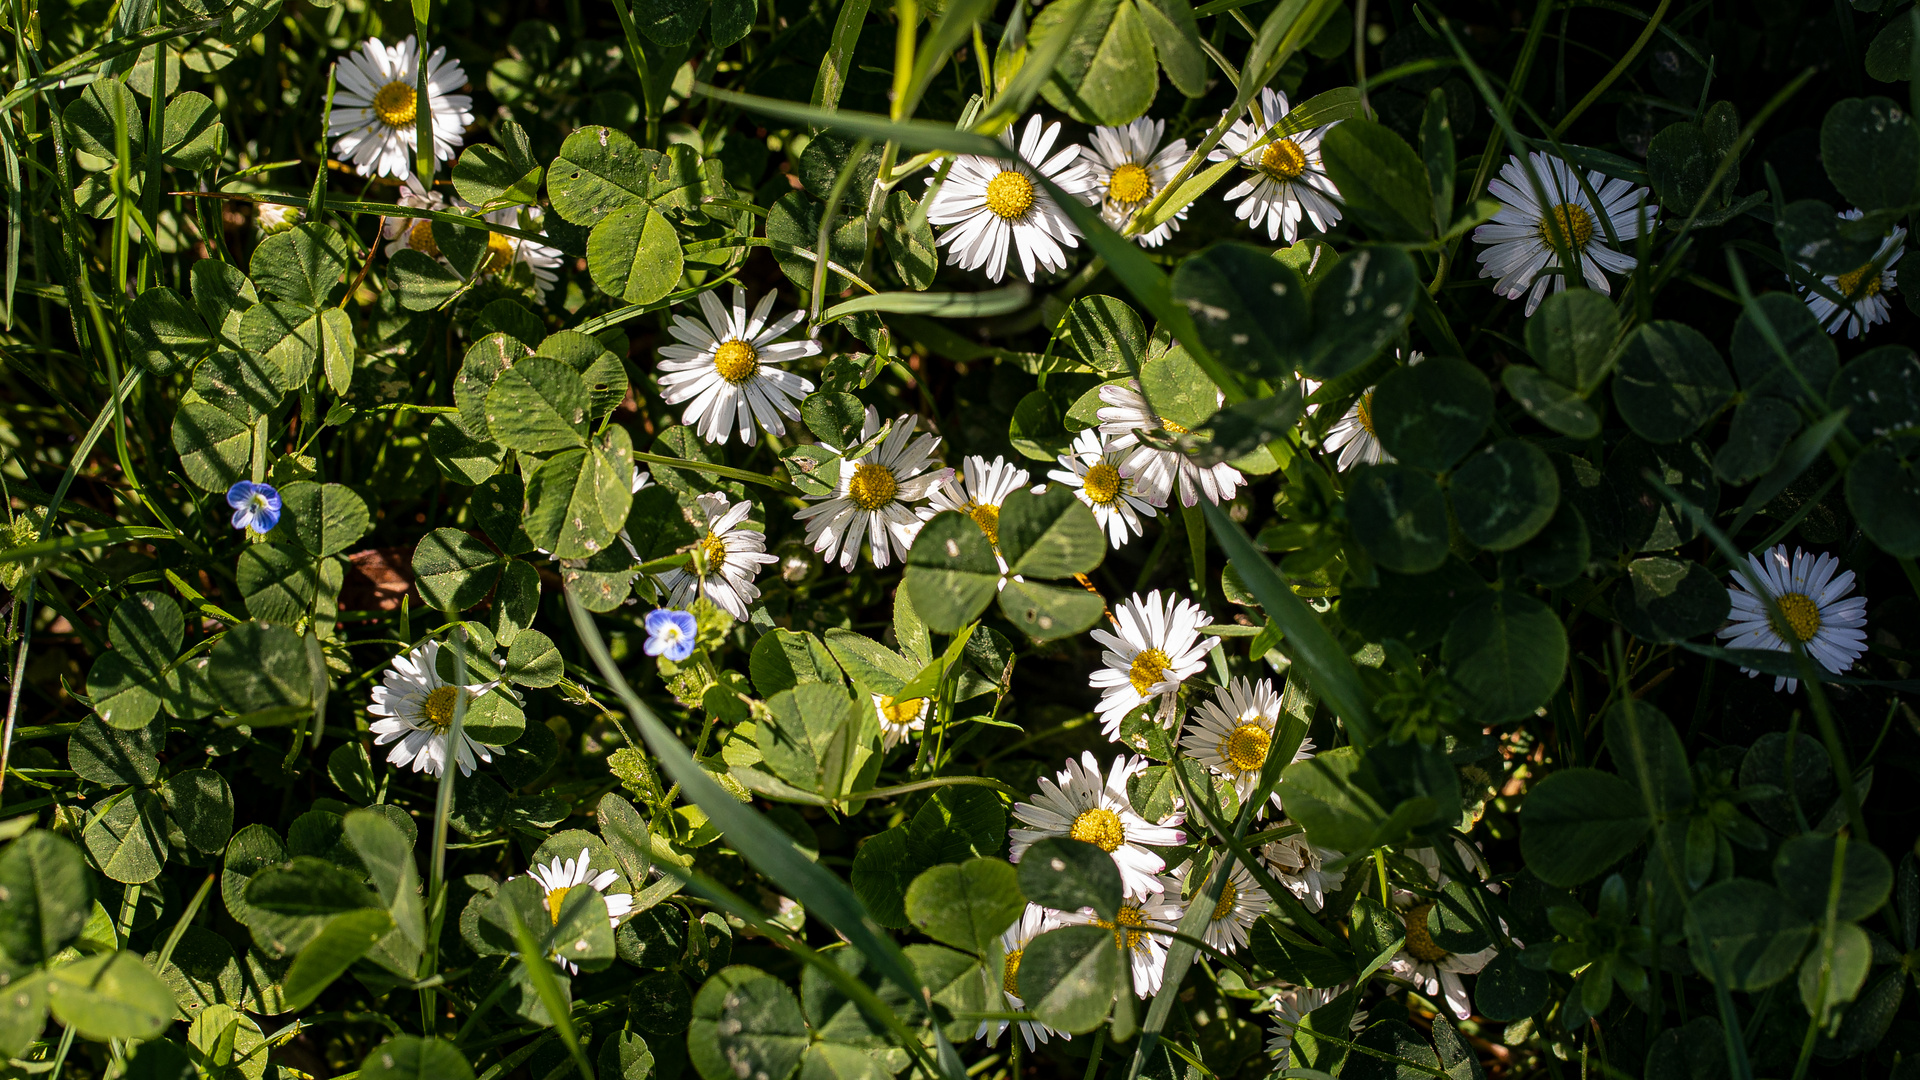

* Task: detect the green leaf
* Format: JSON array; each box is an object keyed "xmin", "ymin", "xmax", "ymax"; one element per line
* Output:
[
  {"xmin": 1610, "ymin": 437, "xmax": 1719, "ymax": 551},
  {"xmin": 62, "ymin": 81, "xmax": 146, "ymax": 158},
  {"xmin": 317, "ymin": 307, "xmax": 354, "ymax": 397},
  {"xmin": 1371, "ymin": 356, "xmax": 1493, "ymax": 471},
  {"xmin": 1611, "ymin": 321, "xmax": 1735, "ymax": 443},
  {"xmin": 237, "ymin": 542, "xmax": 318, "ymax": 623},
  {"xmin": 997, "ymin": 578, "xmax": 1107, "ymax": 642},
  {"xmin": 1525, "ymin": 288, "xmax": 1620, "ymax": 393},
  {"xmin": 1689, "ymin": 878, "xmax": 1815, "ymax": 990},
  {"xmin": 1032, "ymin": 0, "xmax": 1158, "ymax": 126},
  {"xmin": 1277, "ymin": 743, "xmax": 1454, "ymax": 852},
  {"xmin": 688, "ymin": 966, "xmax": 809, "ymax": 1080},
  {"xmin": 547, "ymin": 126, "xmax": 654, "ymax": 225},
  {"xmin": 328, "ymin": 742, "xmax": 378, "ymax": 804},
  {"xmin": 358, "ymin": 1036, "xmax": 474, "ymax": 1080},
  {"xmin": 1303, "ymin": 246, "xmax": 1419, "ymax": 379},
  {"xmin": 1170, "ymin": 242, "xmax": 1307, "ymax": 380},
  {"xmin": 84, "ymin": 791, "xmax": 168, "ymax": 884},
  {"xmin": 588, "ymin": 205, "xmax": 684, "ymax": 305},
  {"xmin": 1774, "ymin": 199, "xmax": 1883, "ymax": 276},
  {"xmin": 524, "ymin": 428, "xmax": 635, "ymax": 559},
  {"xmin": 757, "ymin": 683, "xmax": 858, "ymax": 795},
  {"xmin": 1339, "ymin": 559, "xmax": 1487, "ymax": 651},
  {"xmin": 246, "ymin": 856, "xmax": 380, "ymax": 916},
  {"xmin": 504, "ymin": 629, "xmax": 563, "ymax": 688},
  {"xmin": 160, "ymin": 769, "xmax": 235, "ymax": 853},
  {"xmin": 1602, "ymin": 700, "xmax": 1693, "ymax": 819},
  {"xmin": 1475, "ymin": 951, "xmax": 1549, "ymax": 1022},
  {"xmin": 1064, "ymin": 294, "xmax": 1148, "ymax": 374},
  {"xmin": 1502, "ymin": 365, "xmax": 1601, "ymax": 439},
  {"xmin": 1820, "ymin": 96, "xmax": 1920, "ymax": 211},
  {"xmin": 1830, "ymin": 344, "xmax": 1920, "ymax": 441},
  {"xmin": 412, "ymin": 528, "xmax": 505, "ymax": 612},
  {"xmin": 344, "ymin": 810, "xmax": 425, "ymax": 960},
  {"xmin": 1017, "ymin": 837, "xmax": 1122, "ymax": 921},
  {"xmin": 903, "ymin": 513, "xmax": 1002, "ymax": 634},
  {"xmin": 171, "ymin": 400, "xmax": 252, "ymax": 493},
  {"xmin": 749, "ymin": 629, "xmax": 846, "ymax": 698},
  {"xmin": 249, "ymin": 224, "xmax": 350, "ymax": 309},
  {"xmin": 1846, "ymin": 441, "xmax": 1920, "ymax": 556},
  {"xmin": 125, "ymin": 287, "xmax": 212, "ymax": 376},
  {"xmin": 537, "ymin": 329, "xmax": 628, "ymax": 424},
  {"xmin": 905, "ymin": 858, "xmax": 1025, "ymax": 957},
  {"xmin": 1346, "ymin": 1020, "xmax": 1441, "ymax": 1080},
  {"xmin": 235, "ymin": 301, "xmax": 321, "ymax": 388},
  {"xmin": 454, "ymin": 121, "xmax": 543, "ymax": 209},
  {"xmin": 0, "ymin": 831, "xmax": 92, "ymax": 965},
  {"xmin": 1017, "ymin": 925, "xmax": 1119, "ymax": 1033},
  {"xmin": 1442, "ymin": 590, "xmax": 1567, "ymax": 723},
  {"xmin": 998, "ymin": 485, "xmax": 1104, "ymax": 578},
  {"xmin": 109, "ymin": 591, "xmax": 183, "ymax": 679},
  {"xmin": 1774, "ymin": 834, "xmax": 1892, "ymax": 923},
  {"xmin": 283, "ymin": 908, "xmax": 395, "ymax": 1010},
  {"xmin": 278, "ymin": 481, "xmax": 372, "ymax": 558},
  {"xmin": 1800, "ymin": 920, "xmax": 1872, "ymax": 1025},
  {"xmin": 1344, "ymin": 463, "xmax": 1451, "ymax": 574},
  {"xmin": 1613, "ymin": 556, "xmax": 1729, "ymax": 643},
  {"xmin": 194, "ymin": 350, "xmax": 284, "ymax": 425},
  {"xmin": 386, "ymin": 248, "xmax": 465, "ymax": 311},
  {"xmin": 45, "ymin": 951, "xmax": 177, "ymax": 1041},
  {"xmin": 1449, "ymin": 439, "xmax": 1560, "ymax": 550},
  {"xmin": 1320, "ymin": 120, "xmax": 1434, "ymax": 241},
  {"xmin": 205, "ymin": 622, "xmax": 312, "ymax": 715},
  {"xmin": 486, "ymin": 356, "xmax": 591, "ymax": 453},
  {"xmin": 1730, "ymin": 292, "xmax": 1839, "ymax": 406},
  {"xmin": 68, "ymin": 715, "xmax": 162, "ymax": 787},
  {"xmin": 1520, "ymin": 768, "xmax": 1650, "ymax": 887},
  {"xmin": 160, "ymin": 90, "xmax": 227, "ymax": 170}
]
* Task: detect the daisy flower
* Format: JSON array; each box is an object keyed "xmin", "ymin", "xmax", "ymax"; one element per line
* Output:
[
  {"xmin": 481, "ymin": 205, "xmax": 566, "ymax": 304},
  {"xmin": 925, "ymin": 454, "xmax": 1031, "ymax": 575},
  {"xmin": 381, "ymin": 175, "xmax": 451, "ymax": 259},
  {"xmin": 1061, "ymin": 884, "xmax": 1185, "ymax": 996},
  {"xmin": 1190, "ymin": 858, "xmax": 1271, "ymax": 954},
  {"xmin": 925, "ymin": 114, "xmax": 1098, "ymax": 283},
  {"xmin": 519, "ymin": 847, "xmax": 635, "ymax": 973},
  {"xmin": 654, "ymin": 493, "xmax": 779, "ymax": 622},
  {"xmin": 256, "ymin": 202, "xmax": 303, "ymax": 236},
  {"xmin": 657, "ymin": 287, "xmax": 820, "ymax": 446},
  {"xmin": 1083, "ymin": 118, "xmax": 1189, "ymax": 248},
  {"xmin": 1472, "ymin": 152, "xmax": 1658, "ymax": 315},
  {"xmin": 1715, "ymin": 545, "xmax": 1868, "ymax": 693},
  {"xmin": 368, "ymin": 640, "xmax": 505, "ymax": 778},
  {"xmin": 976, "ymin": 904, "xmax": 1070, "ymax": 1051},
  {"xmin": 1049, "ymin": 430, "xmax": 1159, "ymax": 549},
  {"xmin": 1259, "ymin": 832, "xmax": 1346, "ymax": 912},
  {"xmin": 1265, "ymin": 985, "xmax": 1365, "ymax": 1062},
  {"xmin": 1008, "ymin": 751, "xmax": 1185, "ymax": 900},
  {"xmin": 1388, "ymin": 845, "xmax": 1500, "ymax": 1021},
  {"xmin": 1208, "ymin": 88, "xmax": 1343, "ymax": 243},
  {"xmin": 226, "ymin": 481, "xmax": 282, "ymax": 535},
  {"xmin": 329, "ymin": 36, "xmax": 474, "ymax": 179},
  {"xmin": 793, "ymin": 409, "xmax": 951, "ymax": 570},
  {"xmin": 870, "ymin": 692, "xmax": 930, "ymax": 751},
  {"xmin": 1181, "ymin": 677, "xmax": 1314, "ymax": 813},
  {"xmin": 1309, "ymin": 352, "xmax": 1421, "ymax": 472},
  {"xmin": 1801, "ymin": 209, "xmax": 1904, "ymax": 338},
  {"xmin": 1096, "ymin": 381, "xmax": 1245, "ymax": 508},
  {"xmin": 1089, "ymin": 590, "xmax": 1217, "ymax": 737}
]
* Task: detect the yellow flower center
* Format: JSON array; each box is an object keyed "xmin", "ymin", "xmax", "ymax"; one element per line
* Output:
[
  {"xmin": 1107, "ymin": 163, "xmax": 1153, "ymax": 204},
  {"xmin": 421, "ymin": 684, "xmax": 463, "ymax": 734},
  {"xmin": 546, "ymin": 885, "xmax": 571, "ymax": 926},
  {"xmin": 406, "ymin": 219, "xmax": 439, "ymax": 257},
  {"xmin": 1158, "ymin": 415, "xmax": 1189, "ymax": 435},
  {"xmin": 1539, "ymin": 202, "xmax": 1595, "ymax": 251},
  {"xmin": 712, "ymin": 339, "xmax": 760, "ymax": 384},
  {"xmin": 372, "ymin": 81, "xmax": 418, "ymax": 127},
  {"xmin": 1068, "ymin": 807, "xmax": 1126, "ymax": 853},
  {"xmin": 1127, "ymin": 648, "xmax": 1171, "ymax": 696},
  {"xmin": 481, "ymin": 231, "xmax": 515, "ymax": 275},
  {"xmin": 1403, "ymin": 902, "xmax": 1451, "ymax": 962},
  {"xmin": 1224, "ymin": 722, "xmax": 1271, "ymax": 774},
  {"xmin": 1083, "ymin": 462, "xmax": 1123, "ymax": 506},
  {"xmin": 1835, "ymin": 264, "xmax": 1882, "ymax": 301},
  {"xmin": 1258, "ymin": 138, "xmax": 1307, "ymax": 181},
  {"xmin": 1211, "ymin": 881, "xmax": 1239, "ymax": 922},
  {"xmin": 877, "ymin": 694, "xmax": 924, "ymax": 728},
  {"xmin": 847, "ymin": 462, "xmax": 899, "ymax": 511},
  {"xmin": 1356, "ymin": 391, "xmax": 1376, "ymax": 436},
  {"xmin": 1773, "ymin": 592, "xmax": 1823, "ymax": 644},
  {"xmin": 695, "ymin": 531, "xmax": 728, "ymax": 569},
  {"xmin": 984, "ymin": 170, "xmax": 1035, "ymax": 221},
  {"xmin": 1003, "ymin": 948, "xmax": 1024, "ymax": 997},
  {"xmin": 968, "ymin": 503, "xmax": 1001, "ymax": 546},
  {"xmin": 1097, "ymin": 904, "xmax": 1149, "ymax": 951}
]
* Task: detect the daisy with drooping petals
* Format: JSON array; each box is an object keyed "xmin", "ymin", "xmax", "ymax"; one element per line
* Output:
[
  {"xmin": 1060, "ymin": 881, "xmax": 1185, "ymax": 996},
  {"xmin": 924, "ymin": 454, "xmax": 1032, "ymax": 562},
  {"xmin": 1265, "ymin": 985, "xmax": 1365, "ymax": 1062},
  {"xmin": 1181, "ymin": 677, "xmax": 1314, "ymax": 813},
  {"xmin": 1260, "ymin": 832, "xmax": 1346, "ymax": 912},
  {"xmin": 1090, "ymin": 590, "xmax": 1218, "ymax": 737},
  {"xmin": 329, "ymin": 36, "xmax": 474, "ymax": 179},
  {"xmin": 1049, "ymin": 430, "xmax": 1159, "ymax": 549},
  {"xmin": 1800, "ymin": 209, "xmax": 1905, "ymax": 338},
  {"xmin": 654, "ymin": 493, "xmax": 779, "ymax": 622},
  {"xmin": 658, "ymin": 287, "xmax": 821, "ymax": 446},
  {"xmin": 1472, "ymin": 152, "xmax": 1659, "ymax": 315},
  {"xmin": 369, "ymin": 640, "xmax": 505, "ymax": 778},
  {"xmin": 1389, "ymin": 845, "xmax": 1501, "ymax": 1021},
  {"xmin": 1208, "ymin": 88, "xmax": 1344, "ymax": 243},
  {"xmin": 481, "ymin": 205, "xmax": 566, "ymax": 304},
  {"xmin": 1083, "ymin": 118, "xmax": 1189, "ymax": 248},
  {"xmin": 1096, "ymin": 382, "xmax": 1245, "ymax": 508},
  {"xmin": 519, "ymin": 847, "xmax": 635, "ymax": 972},
  {"xmin": 1187, "ymin": 858, "xmax": 1271, "ymax": 954},
  {"xmin": 1716, "ymin": 545, "xmax": 1869, "ymax": 693},
  {"xmin": 925, "ymin": 114, "xmax": 1098, "ymax": 283},
  {"xmin": 870, "ymin": 692, "xmax": 930, "ymax": 751},
  {"xmin": 1009, "ymin": 751, "xmax": 1186, "ymax": 900},
  {"xmin": 977, "ymin": 904, "xmax": 1070, "ymax": 1051},
  {"xmin": 382, "ymin": 175, "xmax": 451, "ymax": 259},
  {"xmin": 793, "ymin": 408, "xmax": 951, "ymax": 570}
]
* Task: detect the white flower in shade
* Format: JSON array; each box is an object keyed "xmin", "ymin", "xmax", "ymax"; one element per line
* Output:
[
  {"xmin": 925, "ymin": 114, "xmax": 1098, "ymax": 283},
  {"xmin": 1096, "ymin": 382, "xmax": 1245, "ymax": 508},
  {"xmin": 1181, "ymin": 677, "xmax": 1314, "ymax": 813},
  {"xmin": 382, "ymin": 175, "xmax": 450, "ymax": 259},
  {"xmin": 793, "ymin": 409, "xmax": 951, "ymax": 570},
  {"xmin": 1089, "ymin": 590, "xmax": 1218, "ymax": 737},
  {"xmin": 924, "ymin": 454, "xmax": 1032, "ymax": 561},
  {"xmin": 1715, "ymin": 545, "xmax": 1868, "ymax": 693},
  {"xmin": 256, "ymin": 202, "xmax": 303, "ymax": 236},
  {"xmin": 482, "ymin": 205, "xmax": 566, "ymax": 304},
  {"xmin": 870, "ymin": 692, "xmax": 930, "ymax": 751},
  {"xmin": 1260, "ymin": 832, "xmax": 1346, "ymax": 913},
  {"xmin": 329, "ymin": 36, "xmax": 474, "ymax": 179},
  {"xmin": 368, "ymin": 640, "xmax": 504, "ymax": 778},
  {"xmin": 1208, "ymin": 88, "xmax": 1343, "ymax": 243},
  {"xmin": 654, "ymin": 493, "xmax": 778, "ymax": 622},
  {"xmin": 1389, "ymin": 845, "xmax": 1500, "ymax": 1021},
  {"xmin": 521, "ymin": 847, "xmax": 635, "ymax": 973},
  {"xmin": 976, "ymin": 904, "xmax": 1070, "ymax": 1051},
  {"xmin": 1801, "ymin": 210, "xmax": 1904, "ymax": 338},
  {"xmin": 1307, "ymin": 351, "xmax": 1423, "ymax": 471},
  {"xmin": 1265, "ymin": 985, "xmax": 1365, "ymax": 1061},
  {"xmin": 1009, "ymin": 751, "xmax": 1186, "ymax": 900},
  {"xmin": 1049, "ymin": 430, "xmax": 1159, "ymax": 549},
  {"xmin": 658, "ymin": 287, "xmax": 820, "ymax": 446},
  {"xmin": 1473, "ymin": 152, "xmax": 1658, "ymax": 315},
  {"xmin": 1061, "ymin": 882, "xmax": 1185, "ymax": 996},
  {"xmin": 1191, "ymin": 858, "xmax": 1271, "ymax": 954},
  {"xmin": 1083, "ymin": 118, "xmax": 1189, "ymax": 247}
]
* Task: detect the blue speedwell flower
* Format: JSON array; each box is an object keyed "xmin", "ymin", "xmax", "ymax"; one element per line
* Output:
[
  {"xmin": 226, "ymin": 481, "xmax": 282, "ymax": 535},
  {"xmin": 643, "ymin": 608, "xmax": 698, "ymax": 662}
]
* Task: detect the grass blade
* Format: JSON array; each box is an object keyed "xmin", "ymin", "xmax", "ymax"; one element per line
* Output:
[{"xmin": 506, "ymin": 910, "xmax": 595, "ymax": 1080}]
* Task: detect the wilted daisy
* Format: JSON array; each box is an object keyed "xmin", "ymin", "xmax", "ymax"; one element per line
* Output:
[
  {"xmin": 793, "ymin": 409, "xmax": 951, "ymax": 570},
  {"xmin": 1716, "ymin": 545, "xmax": 1868, "ymax": 693},
  {"xmin": 924, "ymin": 454, "xmax": 1031, "ymax": 559},
  {"xmin": 657, "ymin": 287, "xmax": 820, "ymax": 446},
  {"xmin": 1260, "ymin": 832, "xmax": 1346, "ymax": 912},
  {"xmin": 1009, "ymin": 751, "xmax": 1185, "ymax": 900},
  {"xmin": 977, "ymin": 904, "xmax": 1069, "ymax": 1051},
  {"xmin": 519, "ymin": 847, "xmax": 634, "ymax": 973},
  {"xmin": 1389, "ymin": 845, "xmax": 1500, "ymax": 1021},
  {"xmin": 329, "ymin": 36, "xmax": 474, "ymax": 179},
  {"xmin": 870, "ymin": 692, "xmax": 930, "ymax": 751},
  {"xmin": 1061, "ymin": 883, "xmax": 1184, "ymax": 996},
  {"xmin": 1473, "ymin": 152, "xmax": 1658, "ymax": 315},
  {"xmin": 1265, "ymin": 985, "xmax": 1364, "ymax": 1061},
  {"xmin": 1096, "ymin": 382, "xmax": 1245, "ymax": 508},
  {"xmin": 1083, "ymin": 118, "xmax": 1189, "ymax": 247},
  {"xmin": 256, "ymin": 202, "xmax": 303, "ymax": 236},
  {"xmin": 369, "ymin": 640, "xmax": 504, "ymax": 778},
  {"xmin": 381, "ymin": 175, "xmax": 450, "ymax": 259},
  {"xmin": 1208, "ymin": 88, "xmax": 1343, "ymax": 243},
  {"xmin": 1049, "ymin": 430, "xmax": 1158, "ymax": 549},
  {"xmin": 1089, "ymin": 590, "xmax": 1218, "ymax": 737},
  {"xmin": 925, "ymin": 114, "xmax": 1098, "ymax": 282},
  {"xmin": 654, "ymin": 493, "xmax": 778, "ymax": 622},
  {"xmin": 481, "ymin": 205, "xmax": 566, "ymax": 304},
  {"xmin": 1181, "ymin": 677, "xmax": 1314, "ymax": 812},
  {"xmin": 1189, "ymin": 858, "xmax": 1270, "ymax": 953},
  {"xmin": 1801, "ymin": 209, "xmax": 1905, "ymax": 338}
]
